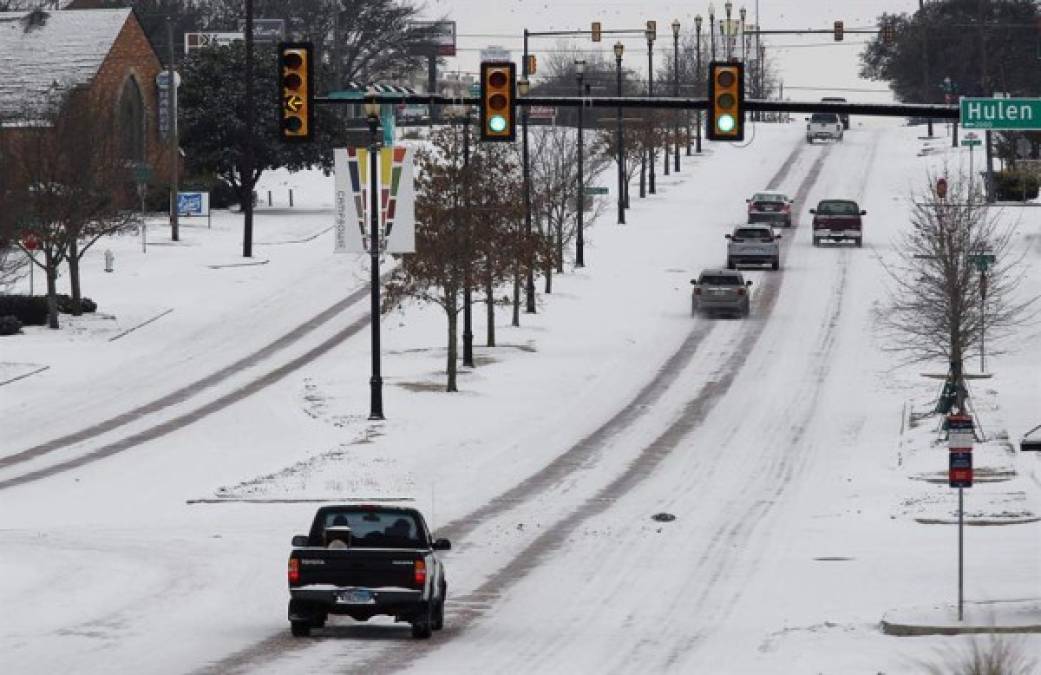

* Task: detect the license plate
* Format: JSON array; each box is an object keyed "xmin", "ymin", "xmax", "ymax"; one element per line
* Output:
[
  {"xmin": 761, "ymin": 205, "xmax": 776, "ymax": 211},
  {"xmin": 337, "ymin": 590, "xmax": 374, "ymax": 604}
]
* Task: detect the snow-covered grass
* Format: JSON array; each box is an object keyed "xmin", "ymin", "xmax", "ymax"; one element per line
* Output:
[{"xmin": 1, "ymin": 120, "xmax": 1038, "ymax": 674}]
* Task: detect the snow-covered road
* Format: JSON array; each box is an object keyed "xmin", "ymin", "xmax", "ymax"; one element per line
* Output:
[{"xmin": 2, "ymin": 122, "xmax": 1038, "ymax": 675}]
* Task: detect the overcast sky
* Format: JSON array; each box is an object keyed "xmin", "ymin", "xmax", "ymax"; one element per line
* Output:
[{"xmin": 419, "ymin": 0, "xmax": 923, "ymax": 103}]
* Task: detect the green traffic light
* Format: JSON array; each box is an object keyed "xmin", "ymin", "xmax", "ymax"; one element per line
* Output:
[
  {"xmin": 488, "ymin": 115, "xmax": 508, "ymax": 133},
  {"xmin": 716, "ymin": 113, "xmax": 736, "ymax": 133}
]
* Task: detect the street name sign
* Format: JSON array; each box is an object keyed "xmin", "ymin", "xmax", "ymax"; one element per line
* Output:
[
  {"xmin": 584, "ymin": 186, "xmax": 609, "ymax": 195},
  {"xmin": 960, "ymin": 97, "xmax": 1041, "ymax": 130}
]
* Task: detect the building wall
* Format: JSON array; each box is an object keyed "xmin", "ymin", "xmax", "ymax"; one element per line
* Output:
[{"xmin": 89, "ymin": 10, "xmax": 175, "ymax": 184}]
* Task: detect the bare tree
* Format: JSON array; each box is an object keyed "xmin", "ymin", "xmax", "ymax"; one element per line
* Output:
[
  {"xmin": 0, "ymin": 91, "xmax": 138, "ymax": 326},
  {"xmin": 879, "ymin": 172, "xmax": 1038, "ymax": 411},
  {"xmin": 384, "ymin": 126, "xmax": 522, "ymax": 391}
]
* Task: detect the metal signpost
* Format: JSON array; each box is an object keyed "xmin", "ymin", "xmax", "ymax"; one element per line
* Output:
[
  {"xmin": 133, "ymin": 163, "xmax": 153, "ymax": 253},
  {"xmin": 947, "ymin": 413, "xmax": 974, "ymax": 621},
  {"xmin": 968, "ymin": 251, "xmax": 996, "ymax": 372},
  {"xmin": 961, "ymin": 131, "xmax": 982, "ymax": 194},
  {"xmin": 960, "ymin": 97, "xmax": 1041, "ymax": 130}
]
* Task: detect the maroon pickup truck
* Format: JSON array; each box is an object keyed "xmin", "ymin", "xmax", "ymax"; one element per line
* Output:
[{"xmin": 810, "ymin": 199, "xmax": 866, "ymax": 247}]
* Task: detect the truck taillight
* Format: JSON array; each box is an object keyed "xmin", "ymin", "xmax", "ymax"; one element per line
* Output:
[
  {"xmin": 693, "ymin": 287, "xmax": 702, "ymax": 295},
  {"xmin": 414, "ymin": 559, "xmax": 427, "ymax": 586},
  {"xmin": 288, "ymin": 558, "xmax": 300, "ymax": 585},
  {"xmin": 737, "ymin": 288, "xmax": 746, "ymax": 296}
]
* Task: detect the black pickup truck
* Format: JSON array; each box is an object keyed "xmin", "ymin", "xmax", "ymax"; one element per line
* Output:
[{"xmin": 286, "ymin": 504, "xmax": 450, "ymax": 638}]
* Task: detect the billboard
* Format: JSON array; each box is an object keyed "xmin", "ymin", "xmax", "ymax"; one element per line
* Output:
[{"xmin": 410, "ymin": 20, "xmax": 456, "ymax": 56}]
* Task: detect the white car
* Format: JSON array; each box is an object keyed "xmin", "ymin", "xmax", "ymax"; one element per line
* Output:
[{"xmin": 806, "ymin": 112, "xmax": 844, "ymax": 143}]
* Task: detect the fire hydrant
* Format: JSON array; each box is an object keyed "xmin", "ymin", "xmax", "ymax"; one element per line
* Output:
[{"xmin": 104, "ymin": 249, "xmax": 114, "ymax": 273}]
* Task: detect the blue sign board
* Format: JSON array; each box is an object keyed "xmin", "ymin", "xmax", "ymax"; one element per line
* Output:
[{"xmin": 177, "ymin": 191, "xmax": 208, "ymax": 217}]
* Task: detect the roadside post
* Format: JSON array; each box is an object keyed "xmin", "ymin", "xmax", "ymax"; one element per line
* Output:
[
  {"xmin": 967, "ymin": 251, "xmax": 995, "ymax": 373},
  {"xmin": 21, "ymin": 234, "xmax": 38, "ymax": 294},
  {"xmin": 961, "ymin": 131, "xmax": 981, "ymax": 195},
  {"xmin": 133, "ymin": 162, "xmax": 153, "ymax": 253},
  {"xmin": 946, "ymin": 412, "xmax": 974, "ymax": 621}
]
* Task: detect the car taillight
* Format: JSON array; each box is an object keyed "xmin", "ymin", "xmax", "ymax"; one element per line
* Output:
[
  {"xmin": 288, "ymin": 558, "xmax": 300, "ymax": 585},
  {"xmin": 737, "ymin": 288, "xmax": 746, "ymax": 296},
  {"xmin": 414, "ymin": 559, "xmax": 427, "ymax": 586},
  {"xmin": 693, "ymin": 287, "xmax": 702, "ymax": 295}
]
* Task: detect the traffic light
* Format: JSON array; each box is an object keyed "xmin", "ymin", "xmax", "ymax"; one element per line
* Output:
[
  {"xmin": 278, "ymin": 42, "xmax": 313, "ymax": 142},
  {"xmin": 526, "ymin": 54, "xmax": 537, "ymax": 75},
  {"xmin": 706, "ymin": 61, "xmax": 744, "ymax": 141},
  {"xmin": 881, "ymin": 24, "xmax": 895, "ymax": 45},
  {"xmin": 591, "ymin": 21, "xmax": 602, "ymax": 42},
  {"xmin": 480, "ymin": 61, "xmax": 516, "ymax": 142},
  {"xmin": 833, "ymin": 20, "xmax": 844, "ymax": 41}
]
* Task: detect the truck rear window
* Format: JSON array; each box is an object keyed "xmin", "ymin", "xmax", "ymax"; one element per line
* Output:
[
  {"xmin": 318, "ymin": 510, "xmax": 425, "ymax": 548},
  {"xmin": 811, "ymin": 113, "xmax": 839, "ymax": 123},
  {"xmin": 734, "ymin": 228, "xmax": 771, "ymax": 239},
  {"xmin": 816, "ymin": 201, "xmax": 859, "ymax": 215}
]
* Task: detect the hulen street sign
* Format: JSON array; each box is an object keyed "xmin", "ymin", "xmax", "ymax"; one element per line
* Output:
[{"xmin": 960, "ymin": 97, "xmax": 1041, "ymax": 130}]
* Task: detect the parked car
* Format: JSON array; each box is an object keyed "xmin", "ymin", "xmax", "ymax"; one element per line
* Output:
[
  {"xmin": 287, "ymin": 504, "xmax": 450, "ymax": 639},
  {"xmin": 806, "ymin": 112, "xmax": 844, "ymax": 143},
  {"xmin": 820, "ymin": 96, "xmax": 850, "ymax": 129},
  {"xmin": 726, "ymin": 224, "xmax": 782, "ymax": 270},
  {"xmin": 746, "ymin": 191, "xmax": 793, "ymax": 227},
  {"xmin": 691, "ymin": 269, "xmax": 753, "ymax": 317},
  {"xmin": 810, "ymin": 199, "xmax": 866, "ymax": 247}
]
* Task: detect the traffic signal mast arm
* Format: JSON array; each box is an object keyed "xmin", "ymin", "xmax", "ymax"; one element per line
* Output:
[{"xmin": 314, "ymin": 93, "xmax": 960, "ymax": 120}]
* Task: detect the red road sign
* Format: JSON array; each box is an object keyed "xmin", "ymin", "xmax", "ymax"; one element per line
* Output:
[
  {"xmin": 949, "ymin": 451, "xmax": 973, "ymax": 488},
  {"xmin": 21, "ymin": 236, "xmax": 38, "ymax": 251}
]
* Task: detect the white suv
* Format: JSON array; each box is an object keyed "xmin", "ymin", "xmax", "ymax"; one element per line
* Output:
[{"xmin": 806, "ymin": 112, "xmax": 843, "ymax": 143}]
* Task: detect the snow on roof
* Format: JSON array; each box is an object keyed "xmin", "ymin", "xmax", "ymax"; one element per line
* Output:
[
  {"xmin": 1, "ymin": 1, "xmax": 77, "ymax": 10},
  {"xmin": 0, "ymin": 8, "xmax": 131, "ymax": 120}
]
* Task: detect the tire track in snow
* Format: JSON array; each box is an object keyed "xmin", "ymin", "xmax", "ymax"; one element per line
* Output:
[
  {"xmin": 1, "ymin": 285, "xmax": 374, "ymax": 474},
  {"xmin": 328, "ymin": 144, "xmax": 837, "ymax": 675},
  {"xmin": 191, "ymin": 138, "xmax": 814, "ymax": 675}
]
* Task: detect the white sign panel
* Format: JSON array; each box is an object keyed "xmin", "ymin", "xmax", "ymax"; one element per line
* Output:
[
  {"xmin": 333, "ymin": 149, "xmax": 365, "ymax": 253},
  {"xmin": 386, "ymin": 148, "xmax": 416, "ymax": 254},
  {"xmin": 184, "ymin": 32, "xmax": 244, "ymax": 53}
]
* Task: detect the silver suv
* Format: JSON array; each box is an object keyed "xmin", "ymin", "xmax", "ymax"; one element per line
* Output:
[
  {"xmin": 726, "ymin": 225, "xmax": 781, "ymax": 270},
  {"xmin": 690, "ymin": 269, "xmax": 753, "ymax": 317}
]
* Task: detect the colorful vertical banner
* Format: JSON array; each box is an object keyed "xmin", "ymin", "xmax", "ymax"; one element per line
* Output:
[{"xmin": 333, "ymin": 146, "xmax": 415, "ymax": 254}]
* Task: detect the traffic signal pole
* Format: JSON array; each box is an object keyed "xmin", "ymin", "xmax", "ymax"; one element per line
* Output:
[{"xmin": 521, "ymin": 30, "xmax": 535, "ymax": 314}]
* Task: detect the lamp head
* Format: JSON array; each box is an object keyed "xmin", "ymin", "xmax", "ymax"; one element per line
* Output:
[
  {"xmin": 575, "ymin": 59, "xmax": 586, "ymax": 75},
  {"xmin": 614, "ymin": 41, "xmax": 624, "ymax": 58},
  {"xmin": 517, "ymin": 78, "xmax": 530, "ymax": 96},
  {"xmin": 672, "ymin": 19, "xmax": 681, "ymax": 37},
  {"xmin": 695, "ymin": 14, "xmax": 702, "ymax": 31}
]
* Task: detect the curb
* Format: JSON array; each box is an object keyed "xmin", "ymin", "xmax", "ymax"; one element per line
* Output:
[{"xmin": 882, "ymin": 620, "xmax": 1041, "ymax": 636}]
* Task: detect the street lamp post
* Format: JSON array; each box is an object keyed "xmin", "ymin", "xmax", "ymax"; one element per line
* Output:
[
  {"xmin": 521, "ymin": 29, "xmax": 535, "ymax": 314},
  {"xmin": 364, "ymin": 101, "xmax": 384, "ymax": 420},
  {"xmin": 614, "ymin": 41, "xmax": 626, "ymax": 225},
  {"xmin": 739, "ymin": 6, "xmax": 746, "ymax": 60},
  {"xmin": 576, "ymin": 59, "xmax": 586, "ymax": 267},
  {"xmin": 672, "ymin": 19, "xmax": 681, "ymax": 173},
  {"xmin": 725, "ymin": 1, "xmax": 733, "ymax": 60},
  {"xmin": 695, "ymin": 14, "xmax": 703, "ymax": 154},
  {"xmin": 646, "ymin": 21, "xmax": 656, "ymax": 195},
  {"xmin": 709, "ymin": 4, "xmax": 716, "ymax": 60}
]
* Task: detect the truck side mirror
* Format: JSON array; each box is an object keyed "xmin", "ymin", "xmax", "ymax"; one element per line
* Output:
[
  {"xmin": 809, "ymin": 208, "xmax": 816, "ymax": 214},
  {"xmin": 775, "ymin": 233, "xmax": 782, "ymax": 238},
  {"xmin": 690, "ymin": 279, "xmax": 698, "ymax": 285},
  {"xmin": 860, "ymin": 210, "xmax": 867, "ymax": 215},
  {"xmin": 433, "ymin": 538, "xmax": 452, "ymax": 551},
  {"xmin": 745, "ymin": 280, "xmax": 753, "ymax": 286},
  {"xmin": 291, "ymin": 535, "xmax": 309, "ymax": 547},
  {"xmin": 725, "ymin": 234, "xmax": 732, "ymax": 239}
]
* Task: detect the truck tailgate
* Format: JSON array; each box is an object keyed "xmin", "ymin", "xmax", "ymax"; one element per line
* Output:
[{"xmin": 294, "ymin": 548, "xmax": 420, "ymax": 589}]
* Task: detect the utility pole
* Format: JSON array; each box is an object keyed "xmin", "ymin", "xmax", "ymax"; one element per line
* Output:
[
  {"xmin": 576, "ymin": 61, "xmax": 586, "ymax": 267},
  {"xmin": 921, "ymin": 0, "xmax": 933, "ymax": 137},
  {"xmin": 243, "ymin": 0, "xmax": 255, "ymax": 257},
  {"xmin": 462, "ymin": 109, "xmax": 474, "ymax": 367},
  {"xmin": 166, "ymin": 17, "xmax": 179, "ymax": 242},
  {"xmin": 614, "ymin": 41, "xmax": 626, "ymax": 225},
  {"xmin": 647, "ymin": 23, "xmax": 656, "ymax": 195}
]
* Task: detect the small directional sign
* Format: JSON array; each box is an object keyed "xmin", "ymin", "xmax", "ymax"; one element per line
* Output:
[
  {"xmin": 949, "ymin": 451, "xmax": 973, "ymax": 488},
  {"xmin": 583, "ymin": 186, "xmax": 609, "ymax": 195}
]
